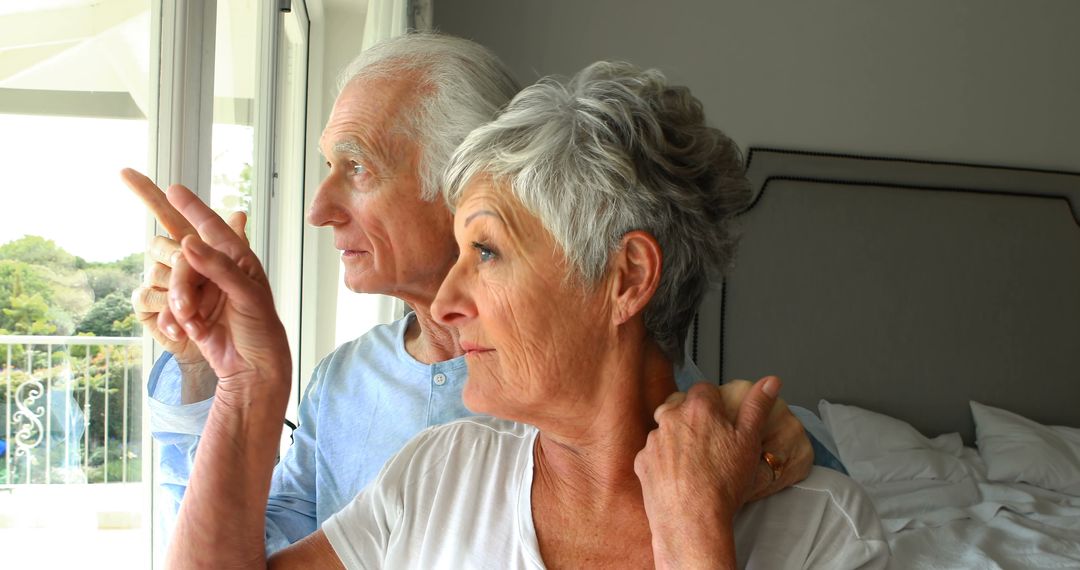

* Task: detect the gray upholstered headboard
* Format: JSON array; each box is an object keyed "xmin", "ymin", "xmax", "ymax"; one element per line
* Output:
[{"xmin": 692, "ymin": 149, "xmax": 1080, "ymax": 444}]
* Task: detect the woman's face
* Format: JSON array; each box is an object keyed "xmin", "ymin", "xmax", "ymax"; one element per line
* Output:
[{"xmin": 432, "ymin": 178, "xmax": 616, "ymax": 424}]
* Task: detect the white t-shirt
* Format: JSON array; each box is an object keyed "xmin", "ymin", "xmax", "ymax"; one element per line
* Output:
[{"xmin": 323, "ymin": 417, "xmax": 889, "ymax": 569}]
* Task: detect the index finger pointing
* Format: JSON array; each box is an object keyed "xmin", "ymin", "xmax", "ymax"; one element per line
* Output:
[
  {"xmin": 165, "ymin": 184, "xmax": 251, "ymax": 259},
  {"xmin": 121, "ymin": 168, "xmax": 198, "ymax": 240}
]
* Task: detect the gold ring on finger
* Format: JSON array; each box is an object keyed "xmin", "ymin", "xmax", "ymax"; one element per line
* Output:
[{"xmin": 762, "ymin": 451, "xmax": 784, "ymax": 482}]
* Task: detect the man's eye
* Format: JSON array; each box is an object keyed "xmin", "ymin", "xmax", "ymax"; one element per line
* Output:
[
  {"xmin": 472, "ymin": 242, "xmax": 497, "ymax": 263},
  {"xmin": 351, "ymin": 162, "xmax": 366, "ymax": 176}
]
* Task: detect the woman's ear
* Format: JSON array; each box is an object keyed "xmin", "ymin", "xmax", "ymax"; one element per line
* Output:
[{"xmin": 610, "ymin": 231, "xmax": 662, "ymax": 325}]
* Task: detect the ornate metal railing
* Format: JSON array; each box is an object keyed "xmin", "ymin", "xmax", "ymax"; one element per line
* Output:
[{"xmin": 0, "ymin": 335, "xmax": 143, "ymax": 485}]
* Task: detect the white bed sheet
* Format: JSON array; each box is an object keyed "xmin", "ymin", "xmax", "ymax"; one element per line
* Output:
[
  {"xmin": 886, "ymin": 509, "xmax": 1080, "ymax": 570},
  {"xmin": 869, "ymin": 448, "xmax": 1080, "ymax": 568}
]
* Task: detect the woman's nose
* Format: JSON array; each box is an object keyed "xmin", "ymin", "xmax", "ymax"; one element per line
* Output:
[{"xmin": 432, "ymin": 261, "xmax": 476, "ymax": 327}]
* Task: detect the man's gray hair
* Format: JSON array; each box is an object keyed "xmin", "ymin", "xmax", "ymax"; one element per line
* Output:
[
  {"xmin": 444, "ymin": 61, "xmax": 751, "ymax": 363},
  {"xmin": 337, "ymin": 32, "xmax": 520, "ymax": 201}
]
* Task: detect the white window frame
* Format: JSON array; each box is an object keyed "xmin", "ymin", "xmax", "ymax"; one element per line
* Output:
[
  {"xmin": 147, "ymin": 0, "xmax": 309, "ymax": 564},
  {"xmin": 149, "ymin": 0, "xmax": 309, "ymax": 403},
  {"xmin": 264, "ymin": 0, "xmax": 312, "ymax": 440},
  {"xmin": 150, "ymin": 0, "xmax": 215, "ymax": 207},
  {"xmin": 148, "ymin": 3, "xmax": 218, "ymax": 566}
]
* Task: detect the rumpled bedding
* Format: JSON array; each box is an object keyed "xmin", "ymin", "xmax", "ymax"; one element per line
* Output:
[{"xmin": 865, "ymin": 448, "xmax": 1080, "ymax": 569}]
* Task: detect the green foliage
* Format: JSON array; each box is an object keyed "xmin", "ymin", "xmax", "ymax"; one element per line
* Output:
[
  {"xmin": 0, "ymin": 236, "xmax": 147, "ymax": 485},
  {"xmin": 77, "ymin": 292, "xmax": 137, "ymax": 337},
  {"xmin": 113, "ymin": 252, "xmax": 144, "ymax": 275},
  {"xmin": 112, "ymin": 313, "xmax": 141, "ymax": 336},
  {"xmin": 0, "ymin": 235, "xmax": 78, "ymax": 270},
  {"xmin": 31, "ymin": 265, "xmax": 93, "ymax": 334},
  {"xmin": 0, "ymin": 259, "xmax": 52, "ymax": 302},
  {"xmin": 0, "ymin": 237, "xmax": 142, "ymax": 337},
  {"xmin": 84, "ymin": 266, "xmax": 140, "ymax": 302},
  {"xmin": 84, "ymin": 252, "xmax": 143, "ymax": 300},
  {"xmin": 84, "ymin": 442, "xmax": 143, "ymax": 484},
  {"xmin": 2, "ymin": 293, "xmax": 56, "ymax": 335}
]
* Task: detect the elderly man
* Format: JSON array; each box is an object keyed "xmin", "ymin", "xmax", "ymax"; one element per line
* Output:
[{"xmin": 129, "ymin": 33, "xmax": 838, "ymax": 554}]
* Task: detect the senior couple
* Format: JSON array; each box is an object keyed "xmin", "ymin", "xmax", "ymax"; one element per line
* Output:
[{"xmin": 126, "ymin": 33, "xmax": 887, "ymax": 568}]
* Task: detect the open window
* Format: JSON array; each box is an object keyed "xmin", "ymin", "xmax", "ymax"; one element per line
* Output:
[{"xmin": 0, "ymin": 1, "xmax": 309, "ymax": 566}]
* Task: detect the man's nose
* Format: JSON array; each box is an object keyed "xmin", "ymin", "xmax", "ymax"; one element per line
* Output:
[{"xmin": 307, "ymin": 169, "xmax": 349, "ymax": 227}]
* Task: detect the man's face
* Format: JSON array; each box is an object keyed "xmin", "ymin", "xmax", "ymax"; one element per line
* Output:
[{"xmin": 308, "ymin": 75, "xmax": 457, "ymax": 301}]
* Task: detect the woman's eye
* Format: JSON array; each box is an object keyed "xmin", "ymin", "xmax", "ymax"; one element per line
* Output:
[{"xmin": 472, "ymin": 242, "xmax": 497, "ymax": 263}]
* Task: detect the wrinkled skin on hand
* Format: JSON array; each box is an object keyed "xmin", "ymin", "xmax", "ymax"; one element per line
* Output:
[
  {"xmin": 718, "ymin": 379, "xmax": 813, "ymax": 502},
  {"xmin": 634, "ymin": 378, "xmax": 781, "ymax": 568},
  {"xmin": 121, "ymin": 169, "xmax": 290, "ymax": 395},
  {"xmin": 124, "ymin": 170, "xmax": 248, "ymax": 369}
]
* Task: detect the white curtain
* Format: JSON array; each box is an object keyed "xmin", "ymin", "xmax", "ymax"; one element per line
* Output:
[
  {"xmin": 334, "ymin": 0, "xmax": 434, "ymax": 347},
  {"xmin": 362, "ymin": 0, "xmax": 406, "ymax": 50},
  {"xmin": 362, "ymin": 0, "xmax": 433, "ymax": 49}
]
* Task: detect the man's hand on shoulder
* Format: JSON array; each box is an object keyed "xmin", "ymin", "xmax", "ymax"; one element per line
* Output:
[{"xmin": 719, "ymin": 378, "xmax": 813, "ymax": 502}]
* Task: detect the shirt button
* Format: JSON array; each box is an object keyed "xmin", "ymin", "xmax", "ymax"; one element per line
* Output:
[{"xmin": 433, "ymin": 373, "xmax": 447, "ymax": 386}]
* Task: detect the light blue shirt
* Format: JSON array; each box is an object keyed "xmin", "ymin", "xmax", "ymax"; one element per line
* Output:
[{"xmin": 148, "ymin": 313, "xmax": 843, "ymax": 554}]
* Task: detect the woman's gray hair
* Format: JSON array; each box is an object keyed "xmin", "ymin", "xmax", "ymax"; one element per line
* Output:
[
  {"xmin": 337, "ymin": 32, "xmax": 520, "ymax": 201},
  {"xmin": 444, "ymin": 61, "xmax": 751, "ymax": 363}
]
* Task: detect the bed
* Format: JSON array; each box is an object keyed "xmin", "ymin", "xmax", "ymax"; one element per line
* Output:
[{"xmin": 691, "ymin": 149, "xmax": 1080, "ymax": 567}]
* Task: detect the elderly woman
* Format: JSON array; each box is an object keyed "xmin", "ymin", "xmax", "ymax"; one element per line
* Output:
[{"xmin": 160, "ymin": 62, "xmax": 887, "ymax": 568}]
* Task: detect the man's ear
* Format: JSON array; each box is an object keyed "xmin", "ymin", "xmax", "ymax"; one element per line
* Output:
[{"xmin": 609, "ymin": 230, "xmax": 662, "ymax": 325}]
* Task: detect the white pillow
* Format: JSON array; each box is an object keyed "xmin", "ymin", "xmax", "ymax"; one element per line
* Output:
[
  {"xmin": 971, "ymin": 401, "xmax": 1080, "ymax": 495},
  {"xmin": 819, "ymin": 400, "xmax": 969, "ymax": 485}
]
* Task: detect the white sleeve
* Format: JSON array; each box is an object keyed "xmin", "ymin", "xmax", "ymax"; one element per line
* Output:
[
  {"xmin": 319, "ymin": 431, "xmax": 427, "ymax": 568},
  {"xmin": 738, "ymin": 468, "xmax": 891, "ymax": 569},
  {"xmin": 797, "ymin": 472, "xmax": 891, "ymax": 569},
  {"xmin": 801, "ymin": 508, "xmax": 890, "ymax": 569},
  {"xmin": 321, "ymin": 484, "xmax": 394, "ymax": 569}
]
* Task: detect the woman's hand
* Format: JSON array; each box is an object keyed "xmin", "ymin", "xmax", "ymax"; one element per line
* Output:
[
  {"xmin": 129, "ymin": 215, "xmax": 247, "ymax": 368},
  {"xmin": 124, "ymin": 170, "xmax": 293, "ymax": 567},
  {"xmin": 123, "ymin": 169, "xmax": 291, "ymax": 401},
  {"xmin": 124, "ymin": 170, "xmax": 257, "ymax": 402},
  {"xmin": 634, "ymin": 377, "xmax": 780, "ymax": 569}
]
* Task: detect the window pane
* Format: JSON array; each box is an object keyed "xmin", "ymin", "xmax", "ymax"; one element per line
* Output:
[
  {"xmin": 209, "ymin": 0, "xmax": 258, "ymax": 238},
  {"xmin": 0, "ymin": 0, "xmax": 152, "ymax": 567}
]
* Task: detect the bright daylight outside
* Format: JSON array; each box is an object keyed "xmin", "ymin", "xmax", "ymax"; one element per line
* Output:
[{"xmin": 0, "ymin": 0, "xmax": 255, "ymax": 567}]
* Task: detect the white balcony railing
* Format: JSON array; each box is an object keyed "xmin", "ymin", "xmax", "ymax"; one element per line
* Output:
[{"xmin": 0, "ymin": 335, "xmax": 143, "ymax": 486}]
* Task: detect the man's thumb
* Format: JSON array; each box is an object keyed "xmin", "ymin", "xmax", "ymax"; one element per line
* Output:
[{"xmin": 736, "ymin": 376, "xmax": 781, "ymax": 433}]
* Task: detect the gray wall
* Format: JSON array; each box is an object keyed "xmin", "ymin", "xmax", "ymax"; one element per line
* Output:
[{"xmin": 435, "ymin": 0, "xmax": 1080, "ymax": 172}]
